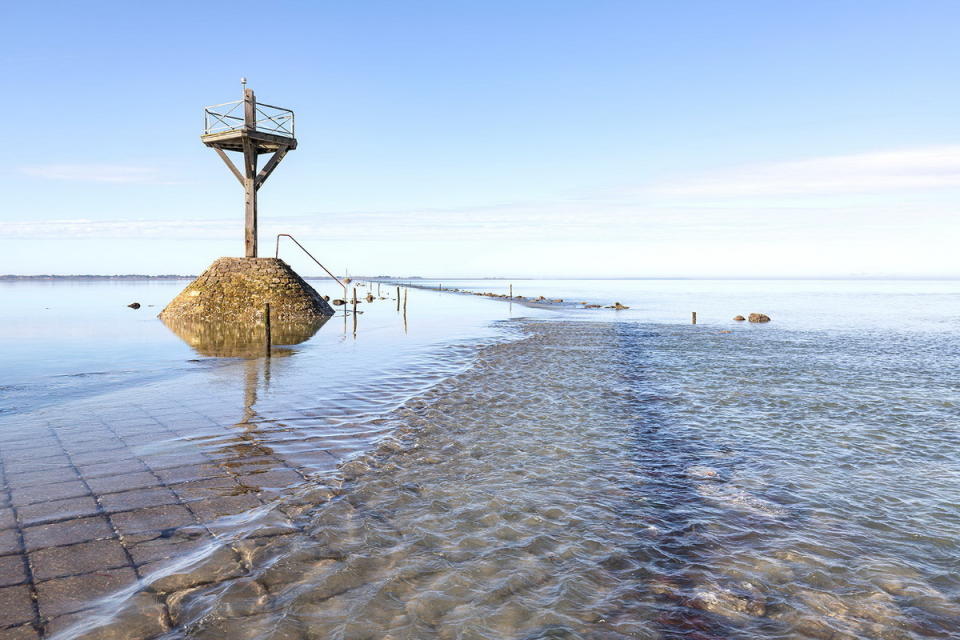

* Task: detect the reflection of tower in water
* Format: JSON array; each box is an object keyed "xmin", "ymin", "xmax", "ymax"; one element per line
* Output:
[
  {"xmin": 161, "ymin": 314, "xmax": 329, "ymax": 462},
  {"xmin": 161, "ymin": 315, "xmax": 329, "ymax": 358}
]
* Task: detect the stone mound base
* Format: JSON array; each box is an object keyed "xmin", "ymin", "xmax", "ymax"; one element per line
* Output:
[{"xmin": 159, "ymin": 257, "xmax": 334, "ymax": 322}]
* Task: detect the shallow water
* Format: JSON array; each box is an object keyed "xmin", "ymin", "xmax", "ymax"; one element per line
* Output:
[{"xmin": 1, "ymin": 279, "xmax": 959, "ymax": 639}]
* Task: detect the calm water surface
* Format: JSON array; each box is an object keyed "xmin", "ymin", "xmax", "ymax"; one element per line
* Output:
[{"xmin": 0, "ymin": 279, "xmax": 957, "ymax": 639}]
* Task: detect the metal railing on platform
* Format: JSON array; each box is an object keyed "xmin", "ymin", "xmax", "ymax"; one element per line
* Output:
[
  {"xmin": 274, "ymin": 234, "xmax": 347, "ymax": 302},
  {"xmin": 204, "ymin": 100, "xmax": 295, "ymax": 137}
]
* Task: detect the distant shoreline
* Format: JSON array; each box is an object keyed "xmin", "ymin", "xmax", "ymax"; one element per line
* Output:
[
  {"xmin": 1, "ymin": 274, "xmax": 957, "ymax": 282},
  {"xmin": 0, "ymin": 274, "xmax": 196, "ymax": 281}
]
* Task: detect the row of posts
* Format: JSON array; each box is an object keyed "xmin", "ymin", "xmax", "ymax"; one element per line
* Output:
[{"xmin": 261, "ymin": 285, "xmax": 701, "ymax": 358}]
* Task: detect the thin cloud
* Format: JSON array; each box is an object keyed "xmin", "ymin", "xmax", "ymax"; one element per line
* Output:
[
  {"xmin": 651, "ymin": 145, "xmax": 960, "ymax": 198},
  {"xmin": 0, "ymin": 219, "xmax": 233, "ymax": 238},
  {"xmin": 19, "ymin": 164, "xmax": 173, "ymax": 184}
]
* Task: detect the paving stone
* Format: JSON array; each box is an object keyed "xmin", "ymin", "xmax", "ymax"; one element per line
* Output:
[
  {"xmin": 0, "ymin": 438, "xmax": 59, "ymax": 454},
  {"xmin": 4, "ymin": 467, "xmax": 79, "ymax": 489},
  {"xmin": 44, "ymin": 592, "xmax": 167, "ymax": 639},
  {"xmin": 30, "ymin": 539, "xmax": 130, "ymax": 581},
  {"xmin": 139, "ymin": 453, "xmax": 209, "ymax": 471},
  {"xmin": 99, "ymin": 487, "xmax": 178, "ymax": 514},
  {"xmin": 22, "ymin": 516, "xmax": 113, "ymax": 552},
  {"xmin": 0, "ymin": 554, "xmax": 26, "ymax": 587},
  {"xmin": 3, "ymin": 455, "xmax": 72, "ymax": 475},
  {"xmin": 0, "ymin": 623, "xmax": 40, "ymax": 639},
  {"xmin": 10, "ymin": 481, "xmax": 89, "ymax": 508},
  {"xmin": 18, "ymin": 496, "xmax": 99, "ymax": 527},
  {"xmin": 77, "ymin": 458, "xmax": 148, "ymax": 480},
  {"xmin": 0, "ymin": 528, "xmax": 20, "ymax": 556},
  {"xmin": 36, "ymin": 566, "xmax": 137, "ymax": 618},
  {"xmin": 169, "ymin": 477, "xmax": 238, "ymax": 501},
  {"xmin": 236, "ymin": 468, "xmax": 303, "ymax": 490},
  {"xmin": 0, "ymin": 584, "xmax": 34, "ymax": 627},
  {"xmin": 186, "ymin": 493, "xmax": 264, "ymax": 522},
  {"xmin": 152, "ymin": 463, "xmax": 222, "ymax": 485},
  {"xmin": 127, "ymin": 531, "xmax": 213, "ymax": 566},
  {"xmin": 57, "ymin": 434, "xmax": 117, "ymax": 452},
  {"xmin": 85, "ymin": 472, "xmax": 159, "ymax": 495},
  {"xmin": 0, "ymin": 509, "xmax": 14, "ymax": 531},
  {"xmin": 110, "ymin": 505, "xmax": 195, "ymax": 535},
  {"xmin": 69, "ymin": 448, "xmax": 134, "ymax": 467}
]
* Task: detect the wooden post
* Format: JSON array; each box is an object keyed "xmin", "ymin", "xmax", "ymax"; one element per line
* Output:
[
  {"xmin": 509, "ymin": 284, "xmax": 513, "ymax": 298},
  {"xmin": 403, "ymin": 288, "xmax": 408, "ymax": 314},
  {"xmin": 396, "ymin": 286, "xmax": 401, "ymax": 311},
  {"xmin": 352, "ymin": 297, "xmax": 358, "ymax": 335},
  {"xmin": 264, "ymin": 303, "xmax": 272, "ymax": 357},
  {"xmin": 243, "ymin": 89, "xmax": 258, "ymax": 258},
  {"xmin": 352, "ymin": 287, "xmax": 357, "ymax": 304},
  {"xmin": 691, "ymin": 311, "xmax": 697, "ymax": 325}
]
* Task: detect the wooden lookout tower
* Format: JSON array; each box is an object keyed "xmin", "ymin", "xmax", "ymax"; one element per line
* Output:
[
  {"xmin": 158, "ymin": 81, "xmax": 333, "ymax": 324},
  {"xmin": 201, "ymin": 79, "xmax": 297, "ymax": 258}
]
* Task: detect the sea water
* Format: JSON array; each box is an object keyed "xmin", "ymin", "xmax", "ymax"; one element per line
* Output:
[{"xmin": 0, "ymin": 279, "xmax": 957, "ymax": 639}]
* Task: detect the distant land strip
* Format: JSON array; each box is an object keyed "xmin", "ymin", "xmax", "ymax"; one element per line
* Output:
[{"xmin": 0, "ymin": 274, "xmax": 197, "ymax": 280}]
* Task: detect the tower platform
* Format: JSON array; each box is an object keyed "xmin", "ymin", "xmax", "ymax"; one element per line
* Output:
[{"xmin": 201, "ymin": 129, "xmax": 298, "ymax": 154}]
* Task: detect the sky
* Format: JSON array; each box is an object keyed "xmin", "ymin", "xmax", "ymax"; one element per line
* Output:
[{"xmin": 1, "ymin": 1, "xmax": 958, "ymax": 278}]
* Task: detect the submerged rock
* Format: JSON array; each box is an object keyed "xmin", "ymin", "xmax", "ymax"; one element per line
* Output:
[
  {"xmin": 332, "ymin": 299, "xmax": 346, "ymax": 306},
  {"xmin": 733, "ymin": 315, "xmax": 746, "ymax": 321},
  {"xmin": 604, "ymin": 302, "xmax": 630, "ymax": 310},
  {"xmin": 690, "ymin": 582, "xmax": 766, "ymax": 619},
  {"xmin": 127, "ymin": 302, "xmax": 141, "ymax": 309},
  {"xmin": 748, "ymin": 313, "xmax": 771, "ymax": 323}
]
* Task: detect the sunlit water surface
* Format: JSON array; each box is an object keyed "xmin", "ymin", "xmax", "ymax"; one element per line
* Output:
[{"xmin": 0, "ymin": 279, "xmax": 958, "ymax": 639}]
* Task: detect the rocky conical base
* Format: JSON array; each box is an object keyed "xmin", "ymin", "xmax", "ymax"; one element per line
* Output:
[{"xmin": 159, "ymin": 257, "xmax": 334, "ymax": 322}]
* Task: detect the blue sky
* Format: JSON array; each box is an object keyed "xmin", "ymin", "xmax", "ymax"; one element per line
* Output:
[{"xmin": 2, "ymin": 1, "xmax": 958, "ymax": 277}]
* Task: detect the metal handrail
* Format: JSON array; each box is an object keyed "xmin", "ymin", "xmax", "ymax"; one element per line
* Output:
[{"xmin": 275, "ymin": 234, "xmax": 347, "ymax": 301}]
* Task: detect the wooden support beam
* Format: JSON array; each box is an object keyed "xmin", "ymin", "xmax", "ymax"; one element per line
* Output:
[
  {"xmin": 213, "ymin": 148, "xmax": 244, "ymax": 186},
  {"xmin": 242, "ymin": 137, "xmax": 258, "ymax": 258},
  {"xmin": 255, "ymin": 145, "xmax": 289, "ymax": 190}
]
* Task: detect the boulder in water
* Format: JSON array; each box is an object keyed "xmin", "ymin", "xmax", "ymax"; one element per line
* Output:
[
  {"xmin": 127, "ymin": 302, "xmax": 141, "ymax": 309},
  {"xmin": 748, "ymin": 313, "xmax": 771, "ymax": 323},
  {"xmin": 733, "ymin": 315, "xmax": 746, "ymax": 321}
]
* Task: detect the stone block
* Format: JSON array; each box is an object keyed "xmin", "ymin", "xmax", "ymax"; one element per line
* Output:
[
  {"xmin": 18, "ymin": 496, "xmax": 99, "ymax": 527},
  {"xmin": 0, "ymin": 584, "xmax": 34, "ymax": 627},
  {"xmin": 23, "ymin": 517, "xmax": 113, "ymax": 552},
  {"xmin": 109, "ymin": 504, "xmax": 195, "ymax": 536},
  {"xmin": 30, "ymin": 539, "xmax": 130, "ymax": 581},
  {"xmin": 0, "ymin": 554, "xmax": 27, "ymax": 588},
  {"xmin": 36, "ymin": 567, "xmax": 137, "ymax": 618}
]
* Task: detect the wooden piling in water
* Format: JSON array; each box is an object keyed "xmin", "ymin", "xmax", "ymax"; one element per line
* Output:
[
  {"xmin": 396, "ymin": 286, "xmax": 401, "ymax": 311},
  {"xmin": 264, "ymin": 303, "xmax": 272, "ymax": 357},
  {"xmin": 352, "ymin": 297, "xmax": 358, "ymax": 335},
  {"xmin": 692, "ymin": 311, "xmax": 697, "ymax": 325}
]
